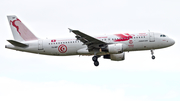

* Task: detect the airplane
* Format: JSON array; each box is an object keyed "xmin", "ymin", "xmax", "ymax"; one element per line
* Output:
[{"xmin": 5, "ymin": 15, "xmax": 175, "ymax": 66}]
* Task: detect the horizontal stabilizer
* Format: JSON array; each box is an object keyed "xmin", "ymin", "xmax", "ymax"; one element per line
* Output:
[{"xmin": 7, "ymin": 40, "xmax": 28, "ymax": 48}]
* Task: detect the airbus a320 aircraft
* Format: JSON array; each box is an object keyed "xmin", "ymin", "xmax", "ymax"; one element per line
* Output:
[{"xmin": 5, "ymin": 16, "xmax": 175, "ymax": 66}]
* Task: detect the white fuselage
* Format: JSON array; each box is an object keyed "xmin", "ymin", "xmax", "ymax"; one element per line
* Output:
[{"xmin": 5, "ymin": 32, "xmax": 175, "ymax": 56}]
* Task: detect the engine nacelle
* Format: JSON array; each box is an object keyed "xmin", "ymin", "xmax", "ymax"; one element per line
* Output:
[
  {"xmin": 103, "ymin": 53, "xmax": 125, "ymax": 61},
  {"xmin": 107, "ymin": 43, "xmax": 123, "ymax": 54}
]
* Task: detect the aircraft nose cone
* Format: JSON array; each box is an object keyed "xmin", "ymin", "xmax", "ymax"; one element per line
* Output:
[{"xmin": 170, "ymin": 38, "xmax": 175, "ymax": 46}]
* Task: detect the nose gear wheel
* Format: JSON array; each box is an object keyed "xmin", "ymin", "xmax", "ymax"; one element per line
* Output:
[{"xmin": 151, "ymin": 49, "xmax": 155, "ymax": 60}]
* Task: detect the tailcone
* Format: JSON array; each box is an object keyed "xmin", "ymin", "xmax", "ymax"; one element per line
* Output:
[{"xmin": 5, "ymin": 44, "xmax": 15, "ymax": 49}]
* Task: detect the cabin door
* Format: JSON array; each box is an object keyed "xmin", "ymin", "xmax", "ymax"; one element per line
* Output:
[
  {"xmin": 149, "ymin": 32, "xmax": 155, "ymax": 42},
  {"xmin": 38, "ymin": 40, "xmax": 43, "ymax": 50}
]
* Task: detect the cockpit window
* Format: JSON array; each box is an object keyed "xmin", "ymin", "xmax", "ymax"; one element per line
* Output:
[{"xmin": 160, "ymin": 35, "xmax": 166, "ymax": 37}]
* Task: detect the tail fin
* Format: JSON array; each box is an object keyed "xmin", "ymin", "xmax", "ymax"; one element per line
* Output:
[{"xmin": 7, "ymin": 15, "xmax": 38, "ymax": 41}]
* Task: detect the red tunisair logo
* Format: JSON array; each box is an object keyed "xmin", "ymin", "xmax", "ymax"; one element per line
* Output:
[
  {"xmin": 10, "ymin": 18, "xmax": 21, "ymax": 35},
  {"xmin": 58, "ymin": 44, "xmax": 67, "ymax": 53},
  {"xmin": 10, "ymin": 18, "xmax": 38, "ymax": 41}
]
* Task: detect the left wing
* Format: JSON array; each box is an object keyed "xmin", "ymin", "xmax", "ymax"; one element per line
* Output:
[{"xmin": 69, "ymin": 28, "xmax": 107, "ymax": 50}]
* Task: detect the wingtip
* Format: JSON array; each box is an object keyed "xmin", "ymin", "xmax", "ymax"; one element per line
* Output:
[{"xmin": 68, "ymin": 28, "xmax": 73, "ymax": 33}]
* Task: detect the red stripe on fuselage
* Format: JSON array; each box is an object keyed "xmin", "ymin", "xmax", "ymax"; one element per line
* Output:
[{"xmin": 114, "ymin": 33, "xmax": 133, "ymax": 42}]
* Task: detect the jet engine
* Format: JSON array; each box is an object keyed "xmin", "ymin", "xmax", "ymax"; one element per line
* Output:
[
  {"xmin": 101, "ymin": 43, "xmax": 123, "ymax": 54},
  {"xmin": 103, "ymin": 53, "xmax": 125, "ymax": 61}
]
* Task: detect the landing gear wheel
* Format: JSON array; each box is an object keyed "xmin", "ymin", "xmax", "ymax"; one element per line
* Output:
[
  {"xmin": 152, "ymin": 55, "xmax": 155, "ymax": 60},
  {"xmin": 92, "ymin": 55, "xmax": 100, "ymax": 66},
  {"xmin": 92, "ymin": 56, "xmax": 98, "ymax": 61},
  {"xmin": 151, "ymin": 49, "xmax": 155, "ymax": 60},
  {"xmin": 94, "ymin": 61, "xmax": 99, "ymax": 66}
]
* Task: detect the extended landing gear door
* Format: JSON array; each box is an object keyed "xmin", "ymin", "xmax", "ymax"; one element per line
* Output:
[
  {"xmin": 38, "ymin": 40, "xmax": 43, "ymax": 50},
  {"xmin": 149, "ymin": 32, "xmax": 155, "ymax": 42}
]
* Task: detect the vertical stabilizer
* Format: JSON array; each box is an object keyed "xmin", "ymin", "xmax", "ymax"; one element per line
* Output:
[{"xmin": 7, "ymin": 15, "xmax": 38, "ymax": 41}]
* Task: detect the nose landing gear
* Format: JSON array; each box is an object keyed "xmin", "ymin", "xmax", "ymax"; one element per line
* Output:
[{"xmin": 151, "ymin": 49, "xmax": 155, "ymax": 60}]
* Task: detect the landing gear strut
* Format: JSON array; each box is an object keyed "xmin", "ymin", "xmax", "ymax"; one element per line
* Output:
[
  {"xmin": 92, "ymin": 56, "xmax": 99, "ymax": 66},
  {"xmin": 151, "ymin": 49, "xmax": 155, "ymax": 60}
]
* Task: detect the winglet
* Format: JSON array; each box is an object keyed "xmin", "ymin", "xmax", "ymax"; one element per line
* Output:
[{"xmin": 68, "ymin": 28, "xmax": 73, "ymax": 33}]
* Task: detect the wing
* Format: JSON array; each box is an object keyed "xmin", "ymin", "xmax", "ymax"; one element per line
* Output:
[{"xmin": 69, "ymin": 28, "xmax": 107, "ymax": 50}]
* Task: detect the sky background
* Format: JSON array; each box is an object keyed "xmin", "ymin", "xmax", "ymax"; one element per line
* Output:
[{"xmin": 0, "ymin": 0, "xmax": 180, "ymax": 101}]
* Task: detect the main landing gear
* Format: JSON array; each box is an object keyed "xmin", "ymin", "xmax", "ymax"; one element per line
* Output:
[
  {"xmin": 92, "ymin": 56, "xmax": 99, "ymax": 66},
  {"xmin": 151, "ymin": 49, "xmax": 155, "ymax": 60}
]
